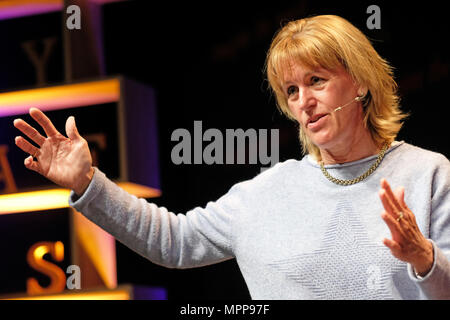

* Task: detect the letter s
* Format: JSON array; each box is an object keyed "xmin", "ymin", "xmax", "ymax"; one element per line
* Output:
[{"xmin": 26, "ymin": 241, "xmax": 66, "ymax": 295}]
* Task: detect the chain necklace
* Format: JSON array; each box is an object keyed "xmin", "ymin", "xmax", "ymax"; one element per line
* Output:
[{"xmin": 319, "ymin": 142, "xmax": 390, "ymax": 186}]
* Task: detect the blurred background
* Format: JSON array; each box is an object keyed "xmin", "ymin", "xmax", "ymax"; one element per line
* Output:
[{"xmin": 0, "ymin": 0, "xmax": 448, "ymax": 300}]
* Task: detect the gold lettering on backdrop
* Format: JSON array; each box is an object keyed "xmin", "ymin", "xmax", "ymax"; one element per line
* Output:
[
  {"xmin": 0, "ymin": 145, "xmax": 17, "ymax": 193},
  {"xmin": 21, "ymin": 37, "xmax": 57, "ymax": 86},
  {"xmin": 26, "ymin": 241, "xmax": 66, "ymax": 295}
]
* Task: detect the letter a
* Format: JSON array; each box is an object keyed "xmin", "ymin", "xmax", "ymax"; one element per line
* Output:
[
  {"xmin": 366, "ymin": 5, "xmax": 381, "ymax": 30},
  {"xmin": 66, "ymin": 5, "xmax": 81, "ymax": 30},
  {"xmin": 171, "ymin": 129, "xmax": 192, "ymax": 164},
  {"xmin": 66, "ymin": 265, "xmax": 81, "ymax": 289}
]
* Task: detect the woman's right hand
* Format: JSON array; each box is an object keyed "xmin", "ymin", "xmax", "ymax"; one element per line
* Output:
[{"xmin": 13, "ymin": 108, "xmax": 94, "ymax": 196}]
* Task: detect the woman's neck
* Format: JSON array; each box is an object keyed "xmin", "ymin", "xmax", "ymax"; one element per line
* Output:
[{"xmin": 319, "ymin": 131, "xmax": 381, "ymax": 165}]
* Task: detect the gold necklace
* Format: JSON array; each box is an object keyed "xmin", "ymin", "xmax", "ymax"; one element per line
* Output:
[{"xmin": 319, "ymin": 142, "xmax": 390, "ymax": 186}]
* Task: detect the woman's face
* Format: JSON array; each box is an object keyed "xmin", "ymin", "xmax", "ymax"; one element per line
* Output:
[{"xmin": 283, "ymin": 63, "xmax": 365, "ymax": 151}]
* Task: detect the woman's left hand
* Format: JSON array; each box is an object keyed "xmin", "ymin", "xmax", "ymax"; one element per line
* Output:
[{"xmin": 379, "ymin": 178, "xmax": 434, "ymax": 277}]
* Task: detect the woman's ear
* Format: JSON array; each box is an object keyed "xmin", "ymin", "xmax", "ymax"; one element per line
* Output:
[{"xmin": 357, "ymin": 84, "xmax": 368, "ymax": 98}]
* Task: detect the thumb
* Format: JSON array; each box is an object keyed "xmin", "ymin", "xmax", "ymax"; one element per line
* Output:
[{"xmin": 65, "ymin": 116, "xmax": 81, "ymax": 140}]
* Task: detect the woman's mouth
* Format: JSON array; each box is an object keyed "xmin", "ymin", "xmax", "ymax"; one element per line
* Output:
[{"xmin": 307, "ymin": 114, "xmax": 329, "ymax": 130}]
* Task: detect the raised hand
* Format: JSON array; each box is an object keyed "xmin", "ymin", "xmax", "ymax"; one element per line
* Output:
[
  {"xmin": 379, "ymin": 178, "xmax": 434, "ymax": 276},
  {"xmin": 13, "ymin": 108, "xmax": 94, "ymax": 196}
]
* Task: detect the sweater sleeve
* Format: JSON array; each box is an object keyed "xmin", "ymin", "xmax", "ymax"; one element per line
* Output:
[
  {"xmin": 407, "ymin": 154, "xmax": 450, "ymax": 299},
  {"xmin": 68, "ymin": 168, "xmax": 238, "ymax": 269}
]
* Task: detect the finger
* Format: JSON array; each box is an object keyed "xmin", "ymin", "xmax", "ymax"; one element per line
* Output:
[
  {"xmin": 380, "ymin": 179, "xmax": 403, "ymax": 212},
  {"xmin": 393, "ymin": 186, "xmax": 410, "ymax": 219},
  {"xmin": 392, "ymin": 186, "xmax": 417, "ymax": 225},
  {"xmin": 381, "ymin": 179, "xmax": 403, "ymax": 211},
  {"xmin": 382, "ymin": 238, "xmax": 402, "ymax": 253},
  {"xmin": 13, "ymin": 118, "xmax": 46, "ymax": 146},
  {"xmin": 29, "ymin": 108, "xmax": 60, "ymax": 137},
  {"xmin": 65, "ymin": 116, "xmax": 81, "ymax": 141},
  {"xmin": 15, "ymin": 136, "xmax": 40, "ymax": 158},
  {"xmin": 379, "ymin": 189, "xmax": 399, "ymax": 219},
  {"xmin": 381, "ymin": 211, "xmax": 403, "ymax": 240},
  {"xmin": 24, "ymin": 155, "xmax": 41, "ymax": 174}
]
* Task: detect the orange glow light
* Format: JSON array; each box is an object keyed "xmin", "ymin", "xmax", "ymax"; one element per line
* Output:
[
  {"xmin": 0, "ymin": 182, "xmax": 160, "ymax": 215},
  {"xmin": 72, "ymin": 209, "xmax": 117, "ymax": 289},
  {"xmin": 0, "ymin": 78, "xmax": 120, "ymax": 117},
  {"xmin": 0, "ymin": 189, "xmax": 71, "ymax": 214},
  {"xmin": 0, "ymin": 1, "xmax": 62, "ymax": 20},
  {"xmin": 0, "ymin": 0, "xmax": 62, "ymax": 9},
  {"xmin": 4, "ymin": 287, "xmax": 131, "ymax": 300}
]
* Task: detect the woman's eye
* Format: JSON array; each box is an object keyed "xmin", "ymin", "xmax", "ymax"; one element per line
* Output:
[
  {"xmin": 287, "ymin": 86, "xmax": 298, "ymax": 96},
  {"xmin": 311, "ymin": 76, "xmax": 324, "ymax": 85}
]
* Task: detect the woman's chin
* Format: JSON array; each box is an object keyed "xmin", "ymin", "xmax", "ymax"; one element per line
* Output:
[{"xmin": 308, "ymin": 132, "xmax": 335, "ymax": 150}]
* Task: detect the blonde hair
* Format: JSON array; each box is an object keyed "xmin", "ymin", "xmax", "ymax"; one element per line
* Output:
[{"xmin": 265, "ymin": 15, "xmax": 408, "ymax": 160}]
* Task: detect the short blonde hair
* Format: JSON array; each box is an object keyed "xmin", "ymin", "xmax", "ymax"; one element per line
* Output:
[{"xmin": 265, "ymin": 15, "xmax": 408, "ymax": 160}]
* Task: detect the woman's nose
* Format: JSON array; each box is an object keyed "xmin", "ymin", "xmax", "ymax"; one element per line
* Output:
[{"xmin": 296, "ymin": 87, "xmax": 316, "ymax": 111}]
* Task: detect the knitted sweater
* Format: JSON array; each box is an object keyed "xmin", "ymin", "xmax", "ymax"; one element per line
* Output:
[{"xmin": 69, "ymin": 141, "xmax": 450, "ymax": 299}]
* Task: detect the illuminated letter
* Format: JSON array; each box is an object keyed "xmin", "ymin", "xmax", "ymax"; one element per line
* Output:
[
  {"xmin": 0, "ymin": 145, "xmax": 17, "ymax": 193},
  {"xmin": 26, "ymin": 241, "xmax": 66, "ymax": 295},
  {"xmin": 21, "ymin": 37, "xmax": 57, "ymax": 86}
]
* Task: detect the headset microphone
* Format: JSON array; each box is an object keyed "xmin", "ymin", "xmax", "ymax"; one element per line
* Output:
[{"xmin": 333, "ymin": 95, "xmax": 364, "ymax": 112}]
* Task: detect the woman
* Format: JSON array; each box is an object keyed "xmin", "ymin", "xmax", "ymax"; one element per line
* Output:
[{"xmin": 13, "ymin": 15, "xmax": 449, "ymax": 299}]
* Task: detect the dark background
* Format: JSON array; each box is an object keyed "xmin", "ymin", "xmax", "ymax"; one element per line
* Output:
[{"xmin": 1, "ymin": 0, "xmax": 449, "ymax": 299}]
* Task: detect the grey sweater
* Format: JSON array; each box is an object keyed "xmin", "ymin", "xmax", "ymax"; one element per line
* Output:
[{"xmin": 69, "ymin": 141, "xmax": 450, "ymax": 299}]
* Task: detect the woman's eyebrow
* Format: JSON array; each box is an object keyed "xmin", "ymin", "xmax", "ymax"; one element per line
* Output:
[
  {"xmin": 283, "ymin": 69, "xmax": 325, "ymax": 85},
  {"xmin": 305, "ymin": 68, "xmax": 328, "ymax": 77}
]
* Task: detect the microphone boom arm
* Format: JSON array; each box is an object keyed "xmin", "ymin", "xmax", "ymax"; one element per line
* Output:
[{"xmin": 333, "ymin": 95, "xmax": 363, "ymax": 112}]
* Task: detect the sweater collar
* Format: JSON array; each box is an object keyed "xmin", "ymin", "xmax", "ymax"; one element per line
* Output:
[{"xmin": 306, "ymin": 141, "xmax": 405, "ymax": 168}]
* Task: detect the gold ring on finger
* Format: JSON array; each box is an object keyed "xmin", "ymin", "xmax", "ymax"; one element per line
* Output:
[{"xmin": 396, "ymin": 211, "xmax": 404, "ymax": 222}]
